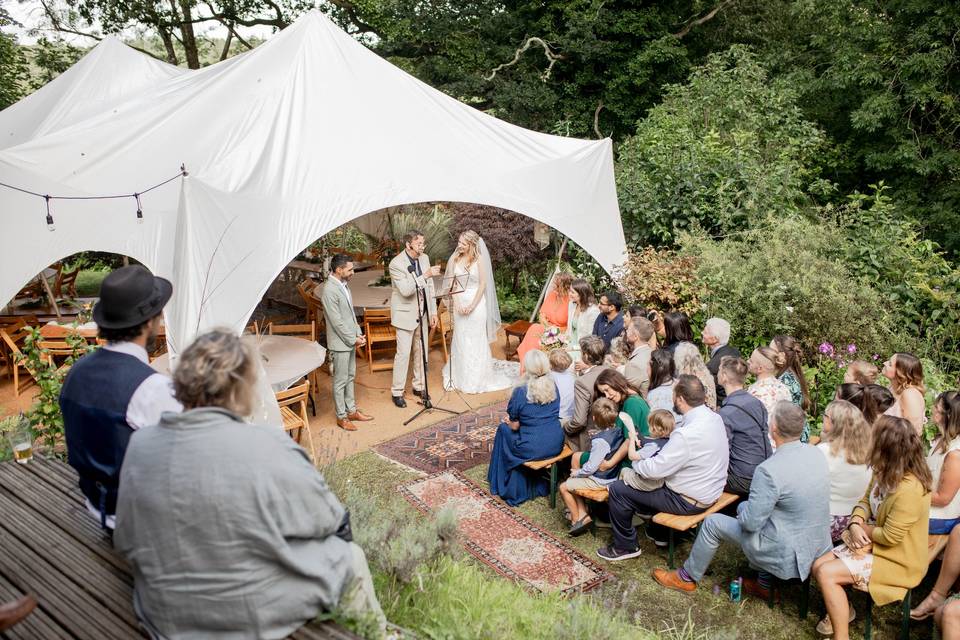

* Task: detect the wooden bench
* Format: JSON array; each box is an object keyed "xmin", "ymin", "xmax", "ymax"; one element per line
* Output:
[
  {"xmin": 571, "ymin": 487, "xmax": 609, "ymax": 503},
  {"xmin": 0, "ymin": 457, "xmax": 359, "ymax": 639},
  {"xmin": 653, "ymin": 491, "xmax": 740, "ymax": 568},
  {"xmin": 523, "ymin": 444, "xmax": 573, "ymax": 509}
]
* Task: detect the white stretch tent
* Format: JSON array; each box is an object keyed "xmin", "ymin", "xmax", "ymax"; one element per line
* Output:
[{"xmin": 0, "ymin": 10, "xmax": 624, "ymax": 355}]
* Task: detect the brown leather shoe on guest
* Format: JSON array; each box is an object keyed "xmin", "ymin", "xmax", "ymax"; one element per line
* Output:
[
  {"xmin": 0, "ymin": 594, "xmax": 37, "ymax": 632},
  {"xmin": 741, "ymin": 577, "xmax": 777, "ymax": 603},
  {"xmin": 652, "ymin": 568, "xmax": 696, "ymax": 593},
  {"xmin": 337, "ymin": 418, "xmax": 358, "ymax": 431},
  {"xmin": 347, "ymin": 410, "xmax": 374, "ymax": 422}
]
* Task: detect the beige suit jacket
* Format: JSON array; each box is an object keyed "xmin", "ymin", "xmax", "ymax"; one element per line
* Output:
[{"xmin": 389, "ymin": 251, "xmax": 437, "ymax": 331}]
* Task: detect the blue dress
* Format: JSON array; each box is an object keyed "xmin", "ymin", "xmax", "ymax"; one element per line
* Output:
[{"xmin": 487, "ymin": 385, "xmax": 564, "ymax": 506}]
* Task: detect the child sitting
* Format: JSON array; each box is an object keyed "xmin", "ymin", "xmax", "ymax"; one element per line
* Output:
[
  {"xmin": 548, "ymin": 349, "xmax": 576, "ymax": 421},
  {"xmin": 619, "ymin": 409, "xmax": 675, "ymax": 491},
  {"xmin": 559, "ymin": 398, "xmax": 629, "ymax": 537}
]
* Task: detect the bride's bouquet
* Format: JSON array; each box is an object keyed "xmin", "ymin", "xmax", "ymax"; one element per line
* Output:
[{"xmin": 539, "ymin": 326, "xmax": 568, "ymax": 353}]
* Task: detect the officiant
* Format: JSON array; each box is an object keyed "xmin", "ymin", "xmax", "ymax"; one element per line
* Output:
[{"xmin": 389, "ymin": 230, "xmax": 441, "ymax": 408}]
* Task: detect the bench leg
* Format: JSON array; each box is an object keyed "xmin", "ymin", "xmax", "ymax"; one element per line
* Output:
[
  {"xmin": 865, "ymin": 596, "xmax": 872, "ymax": 640},
  {"xmin": 901, "ymin": 589, "xmax": 911, "ymax": 640},
  {"xmin": 768, "ymin": 577, "xmax": 777, "ymax": 609},
  {"xmin": 667, "ymin": 530, "xmax": 675, "ymax": 569},
  {"xmin": 549, "ymin": 464, "xmax": 558, "ymax": 510},
  {"xmin": 799, "ymin": 578, "xmax": 810, "ymax": 619}
]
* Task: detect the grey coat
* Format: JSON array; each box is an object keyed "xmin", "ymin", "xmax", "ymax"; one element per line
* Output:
[
  {"xmin": 115, "ymin": 408, "xmax": 353, "ymax": 639},
  {"xmin": 737, "ymin": 440, "xmax": 832, "ymax": 581},
  {"xmin": 321, "ymin": 275, "xmax": 361, "ymax": 352}
]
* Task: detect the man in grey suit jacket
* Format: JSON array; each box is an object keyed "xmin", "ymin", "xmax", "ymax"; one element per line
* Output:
[
  {"xmin": 389, "ymin": 230, "xmax": 440, "ymax": 408},
  {"xmin": 623, "ymin": 317, "xmax": 655, "ymax": 396},
  {"xmin": 653, "ymin": 400, "xmax": 831, "ymax": 597},
  {"xmin": 562, "ymin": 336, "xmax": 610, "ymax": 450},
  {"xmin": 321, "ymin": 254, "xmax": 373, "ymax": 431}
]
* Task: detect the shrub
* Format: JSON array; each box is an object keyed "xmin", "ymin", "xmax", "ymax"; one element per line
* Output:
[
  {"xmin": 612, "ymin": 247, "xmax": 704, "ymax": 316},
  {"xmin": 679, "ymin": 214, "xmax": 902, "ymax": 360}
]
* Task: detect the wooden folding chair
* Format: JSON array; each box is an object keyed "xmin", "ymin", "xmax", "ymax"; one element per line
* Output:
[
  {"xmin": 428, "ymin": 301, "xmax": 451, "ymax": 363},
  {"xmin": 275, "ymin": 380, "xmax": 318, "ymax": 464},
  {"xmin": 363, "ymin": 308, "xmax": 396, "ymax": 373},
  {"xmin": 0, "ymin": 329, "xmax": 40, "ymax": 396},
  {"xmin": 54, "ymin": 266, "xmax": 80, "ymax": 299},
  {"xmin": 0, "ymin": 319, "xmax": 28, "ymax": 377},
  {"xmin": 268, "ymin": 322, "xmax": 321, "ymax": 412},
  {"xmin": 38, "ymin": 340, "xmax": 75, "ymax": 367},
  {"xmin": 296, "ymin": 280, "xmax": 324, "ymax": 331},
  {"xmin": 244, "ymin": 320, "xmax": 260, "ymax": 335}
]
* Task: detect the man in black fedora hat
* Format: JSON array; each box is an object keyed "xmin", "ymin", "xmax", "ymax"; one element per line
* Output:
[{"xmin": 59, "ymin": 265, "xmax": 182, "ymax": 531}]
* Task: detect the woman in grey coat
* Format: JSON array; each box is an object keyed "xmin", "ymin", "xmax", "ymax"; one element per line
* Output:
[{"xmin": 114, "ymin": 329, "xmax": 385, "ymax": 639}]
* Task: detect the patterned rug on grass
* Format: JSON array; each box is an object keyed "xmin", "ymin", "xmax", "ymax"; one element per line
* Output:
[
  {"xmin": 399, "ymin": 469, "xmax": 612, "ymax": 595},
  {"xmin": 374, "ymin": 400, "xmax": 507, "ymax": 473}
]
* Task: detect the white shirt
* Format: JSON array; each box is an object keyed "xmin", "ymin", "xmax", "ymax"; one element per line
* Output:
[
  {"xmin": 816, "ymin": 442, "xmax": 872, "ymax": 516},
  {"xmin": 550, "ymin": 370, "xmax": 575, "ymax": 420},
  {"xmin": 632, "ymin": 404, "xmax": 729, "ymax": 504},
  {"xmin": 332, "ymin": 275, "xmax": 353, "ymax": 308},
  {"xmin": 85, "ymin": 341, "xmax": 182, "ymax": 527}
]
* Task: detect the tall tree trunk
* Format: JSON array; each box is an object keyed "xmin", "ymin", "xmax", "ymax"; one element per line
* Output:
[
  {"xmin": 158, "ymin": 26, "xmax": 179, "ymax": 65},
  {"xmin": 171, "ymin": 0, "xmax": 201, "ymax": 69}
]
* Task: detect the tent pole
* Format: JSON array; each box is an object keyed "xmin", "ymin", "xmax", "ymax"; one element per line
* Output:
[
  {"xmin": 528, "ymin": 235, "xmax": 567, "ymax": 323},
  {"xmin": 40, "ymin": 272, "xmax": 62, "ymax": 322}
]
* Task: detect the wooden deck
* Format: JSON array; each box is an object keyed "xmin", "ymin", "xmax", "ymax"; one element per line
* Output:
[{"xmin": 0, "ymin": 457, "xmax": 359, "ymax": 639}]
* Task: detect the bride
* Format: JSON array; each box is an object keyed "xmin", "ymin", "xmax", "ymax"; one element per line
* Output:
[{"xmin": 441, "ymin": 230, "xmax": 517, "ymax": 393}]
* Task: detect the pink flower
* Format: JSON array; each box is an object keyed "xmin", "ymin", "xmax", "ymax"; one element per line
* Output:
[
  {"xmin": 846, "ymin": 344, "xmax": 856, "ymax": 354},
  {"xmin": 818, "ymin": 342, "xmax": 834, "ymax": 355}
]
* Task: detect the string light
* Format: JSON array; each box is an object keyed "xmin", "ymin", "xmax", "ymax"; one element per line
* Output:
[{"xmin": 0, "ymin": 165, "xmax": 188, "ymax": 231}]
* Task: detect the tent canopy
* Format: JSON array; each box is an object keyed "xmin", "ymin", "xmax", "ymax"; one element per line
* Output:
[{"xmin": 0, "ymin": 11, "xmax": 624, "ymax": 354}]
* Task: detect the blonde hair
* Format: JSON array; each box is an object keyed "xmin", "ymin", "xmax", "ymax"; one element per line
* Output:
[
  {"xmin": 824, "ymin": 400, "xmax": 872, "ymax": 465},
  {"xmin": 521, "ymin": 350, "xmax": 557, "ymax": 405},
  {"xmin": 591, "ymin": 397, "xmax": 619, "ymax": 427},
  {"xmin": 648, "ymin": 409, "xmax": 675, "ymax": 438},
  {"xmin": 173, "ymin": 328, "xmax": 257, "ymax": 416},
  {"xmin": 456, "ymin": 230, "xmax": 482, "ymax": 267},
  {"xmin": 548, "ymin": 348, "xmax": 572, "ymax": 372},
  {"xmin": 752, "ymin": 346, "xmax": 785, "ymax": 374},
  {"xmin": 846, "ymin": 360, "xmax": 879, "ymax": 385}
]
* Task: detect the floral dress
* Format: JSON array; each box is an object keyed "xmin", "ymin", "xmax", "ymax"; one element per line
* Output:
[
  {"xmin": 832, "ymin": 487, "xmax": 884, "ymax": 592},
  {"xmin": 779, "ymin": 371, "xmax": 810, "ymax": 442},
  {"xmin": 748, "ymin": 377, "xmax": 792, "ymax": 448}
]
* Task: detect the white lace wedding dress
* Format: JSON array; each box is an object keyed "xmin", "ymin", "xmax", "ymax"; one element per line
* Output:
[{"xmin": 442, "ymin": 261, "xmax": 517, "ymax": 393}]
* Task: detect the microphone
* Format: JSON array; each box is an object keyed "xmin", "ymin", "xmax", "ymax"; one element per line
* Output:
[{"xmin": 408, "ymin": 264, "xmax": 417, "ymax": 274}]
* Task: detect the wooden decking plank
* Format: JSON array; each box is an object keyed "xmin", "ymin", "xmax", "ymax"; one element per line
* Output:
[
  {"xmin": 290, "ymin": 621, "xmax": 362, "ymax": 639},
  {"xmin": 18, "ymin": 456, "xmax": 83, "ymax": 499},
  {"xmin": 0, "ymin": 490, "xmax": 136, "ymax": 618},
  {"xmin": 0, "ymin": 573, "xmax": 65, "ymax": 640},
  {"xmin": 0, "ymin": 530, "xmax": 141, "ymax": 639},
  {"xmin": 0, "ymin": 466, "xmax": 124, "ymax": 571}
]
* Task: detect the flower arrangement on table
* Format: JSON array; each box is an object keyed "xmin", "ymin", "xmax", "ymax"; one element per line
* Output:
[{"xmin": 540, "ymin": 326, "xmax": 568, "ymax": 353}]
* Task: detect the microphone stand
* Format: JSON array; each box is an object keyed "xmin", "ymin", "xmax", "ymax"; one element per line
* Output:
[{"xmin": 403, "ymin": 265, "xmax": 460, "ymax": 426}]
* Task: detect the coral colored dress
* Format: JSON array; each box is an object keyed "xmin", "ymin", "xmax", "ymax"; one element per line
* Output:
[{"xmin": 516, "ymin": 290, "xmax": 569, "ymax": 373}]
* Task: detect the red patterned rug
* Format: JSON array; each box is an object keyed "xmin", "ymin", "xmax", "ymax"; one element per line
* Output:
[
  {"xmin": 374, "ymin": 401, "xmax": 507, "ymax": 473},
  {"xmin": 400, "ymin": 470, "xmax": 612, "ymax": 595}
]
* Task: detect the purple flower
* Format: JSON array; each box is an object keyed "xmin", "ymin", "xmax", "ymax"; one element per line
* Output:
[
  {"xmin": 818, "ymin": 342, "xmax": 834, "ymax": 355},
  {"xmin": 846, "ymin": 344, "xmax": 857, "ymax": 354},
  {"xmin": 872, "ymin": 354, "xmax": 880, "ymax": 360}
]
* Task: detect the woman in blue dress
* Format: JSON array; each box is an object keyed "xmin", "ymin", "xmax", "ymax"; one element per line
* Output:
[{"xmin": 488, "ymin": 349, "xmax": 565, "ymax": 506}]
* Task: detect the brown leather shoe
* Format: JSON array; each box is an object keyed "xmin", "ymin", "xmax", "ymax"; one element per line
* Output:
[
  {"xmin": 347, "ymin": 410, "xmax": 374, "ymax": 422},
  {"xmin": 0, "ymin": 594, "xmax": 37, "ymax": 632},
  {"xmin": 741, "ymin": 577, "xmax": 777, "ymax": 602},
  {"xmin": 652, "ymin": 568, "xmax": 696, "ymax": 593},
  {"xmin": 336, "ymin": 418, "xmax": 358, "ymax": 431}
]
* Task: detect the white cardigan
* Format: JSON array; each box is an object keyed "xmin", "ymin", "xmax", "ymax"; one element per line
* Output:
[{"xmin": 566, "ymin": 302, "xmax": 601, "ymax": 352}]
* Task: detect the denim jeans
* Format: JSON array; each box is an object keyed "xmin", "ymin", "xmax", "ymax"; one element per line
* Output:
[{"xmin": 682, "ymin": 513, "xmax": 744, "ymax": 582}]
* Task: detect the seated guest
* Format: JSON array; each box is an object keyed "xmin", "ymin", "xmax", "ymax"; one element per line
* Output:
[
  {"xmin": 647, "ymin": 348, "xmax": 680, "ymax": 425},
  {"xmin": 913, "ymin": 520, "xmax": 960, "ymax": 620},
  {"xmin": 812, "ymin": 416, "xmax": 931, "ymax": 639},
  {"xmin": 517, "ymin": 272, "xmax": 572, "ymax": 373},
  {"xmin": 717, "ymin": 356, "xmax": 771, "ymax": 496},
  {"xmin": 770, "ymin": 335, "xmax": 812, "ymax": 441},
  {"xmin": 561, "ymin": 398, "xmax": 629, "ymax": 536},
  {"xmin": 653, "ymin": 402, "xmax": 831, "ymax": 599},
  {"xmin": 835, "ymin": 383, "xmax": 893, "ymax": 426},
  {"xmin": 817, "ymin": 401, "xmax": 872, "ymax": 542},
  {"xmin": 927, "ymin": 391, "xmax": 960, "ymax": 535},
  {"xmin": 60, "ymin": 265, "xmax": 181, "ymax": 530},
  {"xmin": 662, "ymin": 311, "xmax": 693, "ymax": 354},
  {"xmin": 562, "ymin": 336, "xmax": 610, "ymax": 451},
  {"xmin": 845, "ymin": 360, "xmax": 879, "ymax": 385},
  {"xmin": 622, "ymin": 317, "xmax": 655, "ymax": 396},
  {"xmin": 548, "ymin": 349, "xmax": 575, "ymax": 421},
  {"xmin": 702, "ymin": 318, "xmax": 739, "ymax": 405},
  {"xmin": 565, "ymin": 279, "xmax": 601, "ymax": 366},
  {"xmin": 595, "ymin": 368, "xmax": 651, "ymax": 440},
  {"xmin": 488, "ymin": 350, "xmax": 565, "ymax": 506},
  {"xmin": 114, "ymin": 329, "xmax": 386, "ymax": 638},
  {"xmin": 747, "ymin": 347, "xmax": 792, "ymax": 436},
  {"xmin": 619, "ymin": 409, "xmax": 676, "ymax": 492},
  {"xmin": 597, "ymin": 375, "xmax": 728, "ymax": 560},
  {"xmin": 592, "ymin": 290, "xmax": 625, "ymax": 351},
  {"xmin": 882, "ymin": 352, "xmax": 927, "ymax": 435},
  {"xmin": 674, "ymin": 341, "xmax": 718, "ymax": 410},
  {"xmin": 937, "ymin": 591, "xmax": 960, "ymax": 639}
]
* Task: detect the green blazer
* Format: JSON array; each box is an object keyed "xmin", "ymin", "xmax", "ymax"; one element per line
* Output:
[{"xmin": 320, "ymin": 276, "xmax": 360, "ymax": 352}]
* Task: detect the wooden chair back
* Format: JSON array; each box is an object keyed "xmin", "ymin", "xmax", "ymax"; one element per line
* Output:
[
  {"xmin": 268, "ymin": 323, "xmax": 316, "ymax": 341},
  {"xmin": 363, "ymin": 307, "xmax": 396, "ymax": 373},
  {"xmin": 0, "ymin": 329, "xmax": 39, "ymax": 396},
  {"xmin": 54, "ymin": 266, "xmax": 80, "ymax": 299},
  {"xmin": 428, "ymin": 301, "xmax": 451, "ymax": 362},
  {"xmin": 275, "ymin": 380, "xmax": 318, "ymax": 463}
]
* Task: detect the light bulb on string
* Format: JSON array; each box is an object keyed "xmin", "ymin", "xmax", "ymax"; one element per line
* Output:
[
  {"xmin": 135, "ymin": 193, "xmax": 143, "ymax": 224},
  {"xmin": 44, "ymin": 195, "xmax": 55, "ymax": 232}
]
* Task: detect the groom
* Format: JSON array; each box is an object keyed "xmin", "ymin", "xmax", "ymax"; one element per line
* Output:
[{"xmin": 390, "ymin": 229, "xmax": 441, "ymax": 408}]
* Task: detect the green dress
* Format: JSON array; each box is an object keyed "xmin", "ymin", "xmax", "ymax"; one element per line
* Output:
[
  {"xmin": 779, "ymin": 371, "xmax": 810, "ymax": 442},
  {"xmin": 577, "ymin": 394, "xmax": 651, "ymax": 467}
]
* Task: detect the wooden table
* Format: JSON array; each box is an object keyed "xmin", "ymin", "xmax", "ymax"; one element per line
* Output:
[{"xmin": 0, "ymin": 458, "xmax": 358, "ymax": 639}]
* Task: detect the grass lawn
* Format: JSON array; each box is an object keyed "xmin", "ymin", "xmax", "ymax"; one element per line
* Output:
[
  {"xmin": 75, "ymin": 268, "xmax": 109, "ymax": 297},
  {"xmin": 325, "ymin": 452, "xmax": 937, "ymax": 639}
]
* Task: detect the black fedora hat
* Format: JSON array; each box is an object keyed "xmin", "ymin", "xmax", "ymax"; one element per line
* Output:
[{"xmin": 92, "ymin": 265, "xmax": 173, "ymax": 330}]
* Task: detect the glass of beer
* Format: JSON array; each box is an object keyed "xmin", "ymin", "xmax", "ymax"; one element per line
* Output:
[{"xmin": 7, "ymin": 416, "xmax": 33, "ymax": 465}]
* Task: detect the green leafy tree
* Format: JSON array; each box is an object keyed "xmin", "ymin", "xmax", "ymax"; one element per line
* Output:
[
  {"xmin": 616, "ymin": 46, "xmax": 831, "ymax": 247},
  {"xmin": 0, "ymin": 7, "xmax": 29, "ymax": 109}
]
